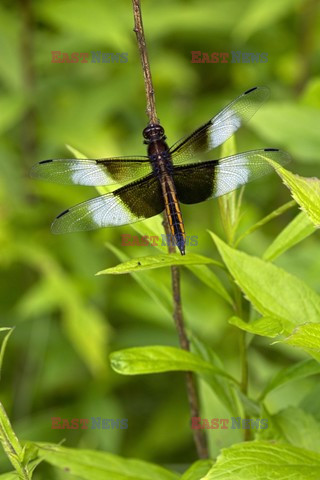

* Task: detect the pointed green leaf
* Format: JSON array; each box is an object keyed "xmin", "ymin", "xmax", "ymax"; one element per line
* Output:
[
  {"xmin": 110, "ymin": 346, "xmax": 235, "ymax": 382},
  {"xmin": 263, "ymin": 211, "xmax": 315, "ymax": 261},
  {"xmin": 0, "ymin": 402, "xmax": 31, "ymax": 479},
  {"xmin": 65, "ymin": 144, "xmax": 86, "ymax": 159},
  {"xmin": 34, "ymin": 442, "xmax": 179, "ymax": 480},
  {"xmin": 210, "ymin": 232, "xmax": 320, "ymax": 327},
  {"xmin": 97, "ymin": 253, "xmax": 220, "ymax": 275},
  {"xmin": 181, "ymin": 460, "xmax": 214, "ymax": 480},
  {"xmin": 281, "ymin": 323, "xmax": 320, "ymax": 352},
  {"xmin": 0, "ymin": 328, "xmax": 14, "ymax": 380},
  {"xmin": 202, "ymin": 441, "xmax": 320, "ymax": 480},
  {"xmin": 274, "ymin": 165, "xmax": 320, "ymax": 227},
  {"xmin": 229, "ymin": 316, "xmax": 284, "ymax": 338}
]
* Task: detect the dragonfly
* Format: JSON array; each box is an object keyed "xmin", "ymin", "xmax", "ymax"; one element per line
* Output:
[{"xmin": 31, "ymin": 86, "xmax": 290, "ymax": 255}]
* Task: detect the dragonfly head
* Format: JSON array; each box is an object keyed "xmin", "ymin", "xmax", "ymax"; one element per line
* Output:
[{"xmin": 143, "ymin": 124, "xmax": 166, "ymax": 144}]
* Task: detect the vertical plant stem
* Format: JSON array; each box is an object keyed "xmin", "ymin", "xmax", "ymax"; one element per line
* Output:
[
  {"xmin": 132, "ymin": 0, "xmax": 158, "ymax": 125},
  {"xmin": 234, "ymin": 284, "xmax": 251, "ymax": 441},
  {"xmin": 163, "ymin": 218, "xmax": 208, "ymax": 458},
  {"xmin": 132, "ymin": 0, "xmax": 208, "ymax": 458}
]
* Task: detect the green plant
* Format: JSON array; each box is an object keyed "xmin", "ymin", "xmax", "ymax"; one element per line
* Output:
[
  {"xmin": 1, "ymin": 0, "xmax": 320, "ymax": 478},
  {"xmin": 1, "ymin": 126, "xmax": 320, "ymax": 479}
]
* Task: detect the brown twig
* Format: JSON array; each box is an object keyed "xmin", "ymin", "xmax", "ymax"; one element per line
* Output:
[
  {"xmin": 132, "ymin": 0, "xmax": 158, "ymax": 125},
  {"xmin": 163, "ymin": 218, "xmax": 208, "ymax": 457},
  {"xmin": 132, "ymin": 0, "xmax": 208, "ymax": 459}
]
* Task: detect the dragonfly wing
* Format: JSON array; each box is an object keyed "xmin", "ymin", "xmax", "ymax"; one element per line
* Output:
[
  {"xmin": 31, "ymin": 157, "xmax": 151, "ymax": 186},
  {"xmin": 51, "ymin": 173, "xmax": 164, "ymax": 233},
  {"xmin": 173, "ymin": 149, "xmax": 290, "ymax": 204},
  {"xmin": 170, "ymin": 86, "xmax": 270, "ymax": 164}
]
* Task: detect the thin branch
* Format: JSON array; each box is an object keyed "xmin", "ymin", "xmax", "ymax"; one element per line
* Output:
[
  {"xmin": 132, "ymin": 0, "xmax": 158, "ymax": 124},
  {"xmin": 163, "ymin": 218, "xmax": 208, "ymax": 458},
  {"xmin": 131, "ymin": 0, "xmax": 208, "ymax": 459},
  {"xmin": 234, "ymin": 283, "xmax": 251, "ymax": 442}
]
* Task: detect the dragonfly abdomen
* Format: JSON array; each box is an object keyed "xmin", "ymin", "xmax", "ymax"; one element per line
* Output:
[{"xmin": 161, "ymin": 175, "xmax": 186, "ymax": 255}]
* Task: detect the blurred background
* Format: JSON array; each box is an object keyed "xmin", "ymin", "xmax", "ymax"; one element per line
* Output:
[{"xmin": 0, "ymin": 0, "xmax": 319, "ymax": 476}]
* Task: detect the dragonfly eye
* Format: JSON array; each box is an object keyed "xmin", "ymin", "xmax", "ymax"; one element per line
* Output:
[{"xmin": 143, "ymin": 124, "xmax": 165, "ymax": 141}]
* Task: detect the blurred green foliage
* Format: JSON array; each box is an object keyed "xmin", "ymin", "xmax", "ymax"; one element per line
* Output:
[{"xmin": 0, "ymin": 0, "xmax": 319, "ymax": 477}]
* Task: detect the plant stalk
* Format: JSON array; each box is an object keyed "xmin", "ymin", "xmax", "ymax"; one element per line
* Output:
[{"xmin": 132, "ymin": 0, "xmax": 208, "ymax": 458}]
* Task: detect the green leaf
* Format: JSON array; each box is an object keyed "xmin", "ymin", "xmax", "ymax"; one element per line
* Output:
[
  {"xmin": 131, "ymin": 219, "xmax": 232, "ymax": 304},
  {"xmin": 281, "ymin": 323, "xmax": 320, "ymax": 352},
  {"xmin": 235, "ymin": 200, "xmax": 296, "ymax": 247},
  {"xmin": 123, "ymin": 209, "xmax": 231, "ymax": 305},
  {"xmin": 202, "ymin": 441, "xmax": 320, "ymax": 480},
  {"xmin": 0, "ymin": 402, "xmax": 31, "ymax": 479},
  {"xmin": 263, "ymin": 212, "xmax": 315, "ymax": 261},
  {"xmin": 34, "ymin": 442, "xmax": 179, "ymax": 480},
  {"xmin": 97, "ymin": 253, "xmax": 220, "ymax": 275},
  {"xmin": 181, "ymin": 460, "xmax": 214, "ymax": 480},
  {"xmin": 0, "ymin": 474, "xmax": 19, "ymax": 479},
  {"xmin": 210, "ymin": 232, "xmax": 320, "ymax": 327},
  {"xmin": 259, "ymin": 358, "xmax": 320, "ymax": 400},
  {"xmin": 0, "ymin": 328, "xmax": 14, "ymax": 379},
  {"xmin": 110, "ymin": 346, "xmax": 235, "ymax": 381},
  {"xmin": 65, "ymin": 144, "xmax": 86, "ymax": 159},
  {"xmin": 273, "ymin": 166, "xmax": 320, "ymax": 227},
  {"xmin": 229, "ymin": 316, "xmax": 284, "ymax": 338}
]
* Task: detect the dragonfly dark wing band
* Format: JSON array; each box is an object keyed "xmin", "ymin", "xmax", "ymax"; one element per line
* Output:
[
  {"xmin": 51, "ymin": 173, "xmax": 164, "ymax": 234},
  {"xmin": 174, "ymin": 149, "xmax": 290, "ymax": 204},
  {"xmin": 170, "ymin": 86, "xmax": 270, "ymax": 164},
  {"xmin": 31, "ymin": 157, "xmax": 151, "ymax": 186}
]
